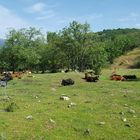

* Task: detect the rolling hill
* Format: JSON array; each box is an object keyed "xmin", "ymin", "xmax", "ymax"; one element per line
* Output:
[{"xmin": 112, "ymin": 47, "xmax": 140, "ymax": 69}]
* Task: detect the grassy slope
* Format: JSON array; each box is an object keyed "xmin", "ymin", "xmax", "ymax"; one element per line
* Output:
[
  {"xmin": 0, "ymin": 69, "xmax": 140, "ymax": 140},
  {"xmin": 113, "ymin": 48, "xmax": 140, "ymax": 69}
]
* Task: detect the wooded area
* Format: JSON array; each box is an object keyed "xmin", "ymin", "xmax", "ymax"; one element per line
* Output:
[{"xmin": 0, "ymin": 21, "xmax": 140, "ymax": 74}]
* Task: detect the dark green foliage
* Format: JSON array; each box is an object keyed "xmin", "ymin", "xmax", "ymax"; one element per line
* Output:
[
  {"xmin": 3, "ymin": 27, "xmax": 45, "ymax": 71},
  {"xmin": 0, "ymin": 22, "xmax": 140, "ymax": 73}
]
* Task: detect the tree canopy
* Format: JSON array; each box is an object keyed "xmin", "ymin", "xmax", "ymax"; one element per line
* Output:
[{"xmin": 0, "ymin": 21, "xmax": 140, "ymax": 74}]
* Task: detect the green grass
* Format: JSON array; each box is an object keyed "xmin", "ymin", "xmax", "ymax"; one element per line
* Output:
[{"xmin": 0, "ymin": 69, "xmax": 140, "ymax": 140}]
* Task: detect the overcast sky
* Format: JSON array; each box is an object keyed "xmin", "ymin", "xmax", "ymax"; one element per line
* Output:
[{"xmin": 0, "ymin": 0, "xmax": 140, "ymax": 38}]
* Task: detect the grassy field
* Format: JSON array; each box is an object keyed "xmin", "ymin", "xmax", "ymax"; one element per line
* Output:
[{"xmin": 0, "ymin": 69, "xmax": 140, "ymax": 140}]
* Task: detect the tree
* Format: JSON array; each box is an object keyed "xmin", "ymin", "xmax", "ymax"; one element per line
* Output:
[
  {"xmin": 86, "ymin": 43, "xmax": 107, "ymax": 75},
  {"xmin": 60, "ymin": 21, "xmax": 94, "ymax": 71},
  {"xmin": 4, "ymin": 27, "xmax": 45, "ymax": 71},
  {"xmin": 40, "ymin": 32, "xmax": 67, "ymax": 73},
  {"xmin": 0, "ymin": 47, "xmax": 9, "ymax": 70}
]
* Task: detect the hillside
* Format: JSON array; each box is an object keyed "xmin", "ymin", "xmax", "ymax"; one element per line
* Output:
[{"xmin": 112, "ymin": 47, "xmax": 140, "ymax": 68}]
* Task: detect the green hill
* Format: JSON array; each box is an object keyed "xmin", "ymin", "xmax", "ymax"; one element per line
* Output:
[{"xmin": 112, "ymin": 47, "xmax": 140, "ymax": 68}]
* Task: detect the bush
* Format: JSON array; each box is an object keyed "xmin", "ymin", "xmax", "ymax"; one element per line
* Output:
[{"xmin": 5, "ymin": 102, "xmax": 18, "ymax": 112}]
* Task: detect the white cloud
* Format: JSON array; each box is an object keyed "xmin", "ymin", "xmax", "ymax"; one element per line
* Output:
[
  {"xmin": 26, "ymin": 2, "xmax": 46, "ymax": 14},
  {"xmin": 25, "ymin": 2, "xmax": 56, "ymax": 21},
  {"xmin": 118, "ymin": 12, "xmax": 139, "ymax": 22},
  {"xmin": 36, "ymin": 10, "xmax": 55, "ymax": 20},
  {"xmin": 0, "ymin": 5, "xmax": 29, "ymax": 38}
]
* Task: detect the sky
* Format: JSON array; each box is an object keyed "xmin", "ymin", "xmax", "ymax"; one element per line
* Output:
[{"xmin": 0, "ymin": 0, "xmax": 140, "ymax": 38}]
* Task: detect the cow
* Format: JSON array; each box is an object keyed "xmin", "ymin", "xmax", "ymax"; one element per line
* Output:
[
  {"xmin": 122, "ymin": 75, "xmax": 137, "ymax": 80},
  {"xmin": 84, "ymin": 72, "xmax": 99, "ymax": 82},
  {"xmin": 65, "ymin": 69, "xmax": 69, "ymax": 73},
  {"xmin": 61, "ymin": 78, "xmax": 74, "ymax": 86},
  {"xmin": 86, "ymin": 75, "xmax": 99, "ymax": 82},
  {"xmin": 111, "ymin": 75, "xmax": 126, "ymax": 81},
  {"xmin": 0, "ymin": 80, "xmax": 7, "ymax": 87},
  {"xmin": 11, "ymin": 71, "xmax": 23, "ymax": 79},
  {"xmin": 1, "ymin": 73, "xmax": 13, "ymax": 82},
  {"xmin": 85, "ymin": 72, "xmax": 92, "ymax": 79}
]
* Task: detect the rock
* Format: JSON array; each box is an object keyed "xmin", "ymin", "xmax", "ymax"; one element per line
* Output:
[
  {"xmin": 60, "ymin": 95, "xmax": 70, "ymax": 101},
  {"xmin": 70, "ymin": 102, "xmax": 76, "ymax": 106},
  {"xmin": 34, "ymin": 96, "xmax": 39, "ymax": 99},
  {"xmin": 67, "ymin": 105, "xmax": 71, "ymax": 108},
  {"xmin": 26, "ymin": 115, "xmax": 33, "ymax": 120},
  {"xmin": 61, "ymin": 70, "xmax": 65, "ymax": 73},
  {"xmin": 124, "ymin": 104, "xmax": 128, "ymax": 107},
  {"xmin": 128, "ymin": 109, "xmax": 135, "ymax": 114},
  {"xmin": 68, "ymin": 102, "xmax": 76, "ymax": 108},
  {"xmin": 49, "ymin": 118, "xmax": 55, "ymax": 123},
  {"xmin": 119, "ymin": 112, "xmax": 125, "ymax": 115},
  {"xmin": 122, "ymin": 118, "xmax": 127, "ymax": 122},
  {"xmin": 98, "ymin": 122, "xmax": 105, "ymax": 125}
]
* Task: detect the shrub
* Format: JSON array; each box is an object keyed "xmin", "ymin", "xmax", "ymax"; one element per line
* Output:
[{"xmin": 5, "ymin": 102, "xmax": 18, "ymax": 112}]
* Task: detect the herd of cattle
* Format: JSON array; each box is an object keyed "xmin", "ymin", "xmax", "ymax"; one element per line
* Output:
[
  {"xmin": 0, "ymin": 70, "xmax": 138, "ymax": 87},
  {"xmin": 0, "ymin": 73, "xmax": 13, "ymax": 87},
  {"xmin": 0, "ymin": 71, "xmax": 32, "ymax": 87},
  {"xmin": 61, "ymin": 71, "xmax": 100, "ymax": 86},
  {"xmin": 61, "ymin": 71, "xmax": 138, "ymax": 86}
]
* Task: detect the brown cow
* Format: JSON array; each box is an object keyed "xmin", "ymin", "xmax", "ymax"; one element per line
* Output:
[
  {"xmin": 11, "ymin": 71, "xmax": 23, "ymax": 79},
  {"xmin": 111, "ymin": 75, "xmax": 126, "ymax": 81}
]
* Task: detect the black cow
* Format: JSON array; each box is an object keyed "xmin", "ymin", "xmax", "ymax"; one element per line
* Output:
[
  {"xmin": 1, "ymin": 73, "xmax": 13, "ymax": 82},
  {"xmin": 122, "ymin": 75, "xmax": 137, "ymax": 80},
  {"xmin": 61, "ymin": 78, "xmax": 74, "ymax": 86},
  {"xmin": 86, "ymin": 76, "xmax": 99, "ymax": 82},
  {"xmin": 65, "ymin": 69, "xmax": 69, "ymax": 73}
]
